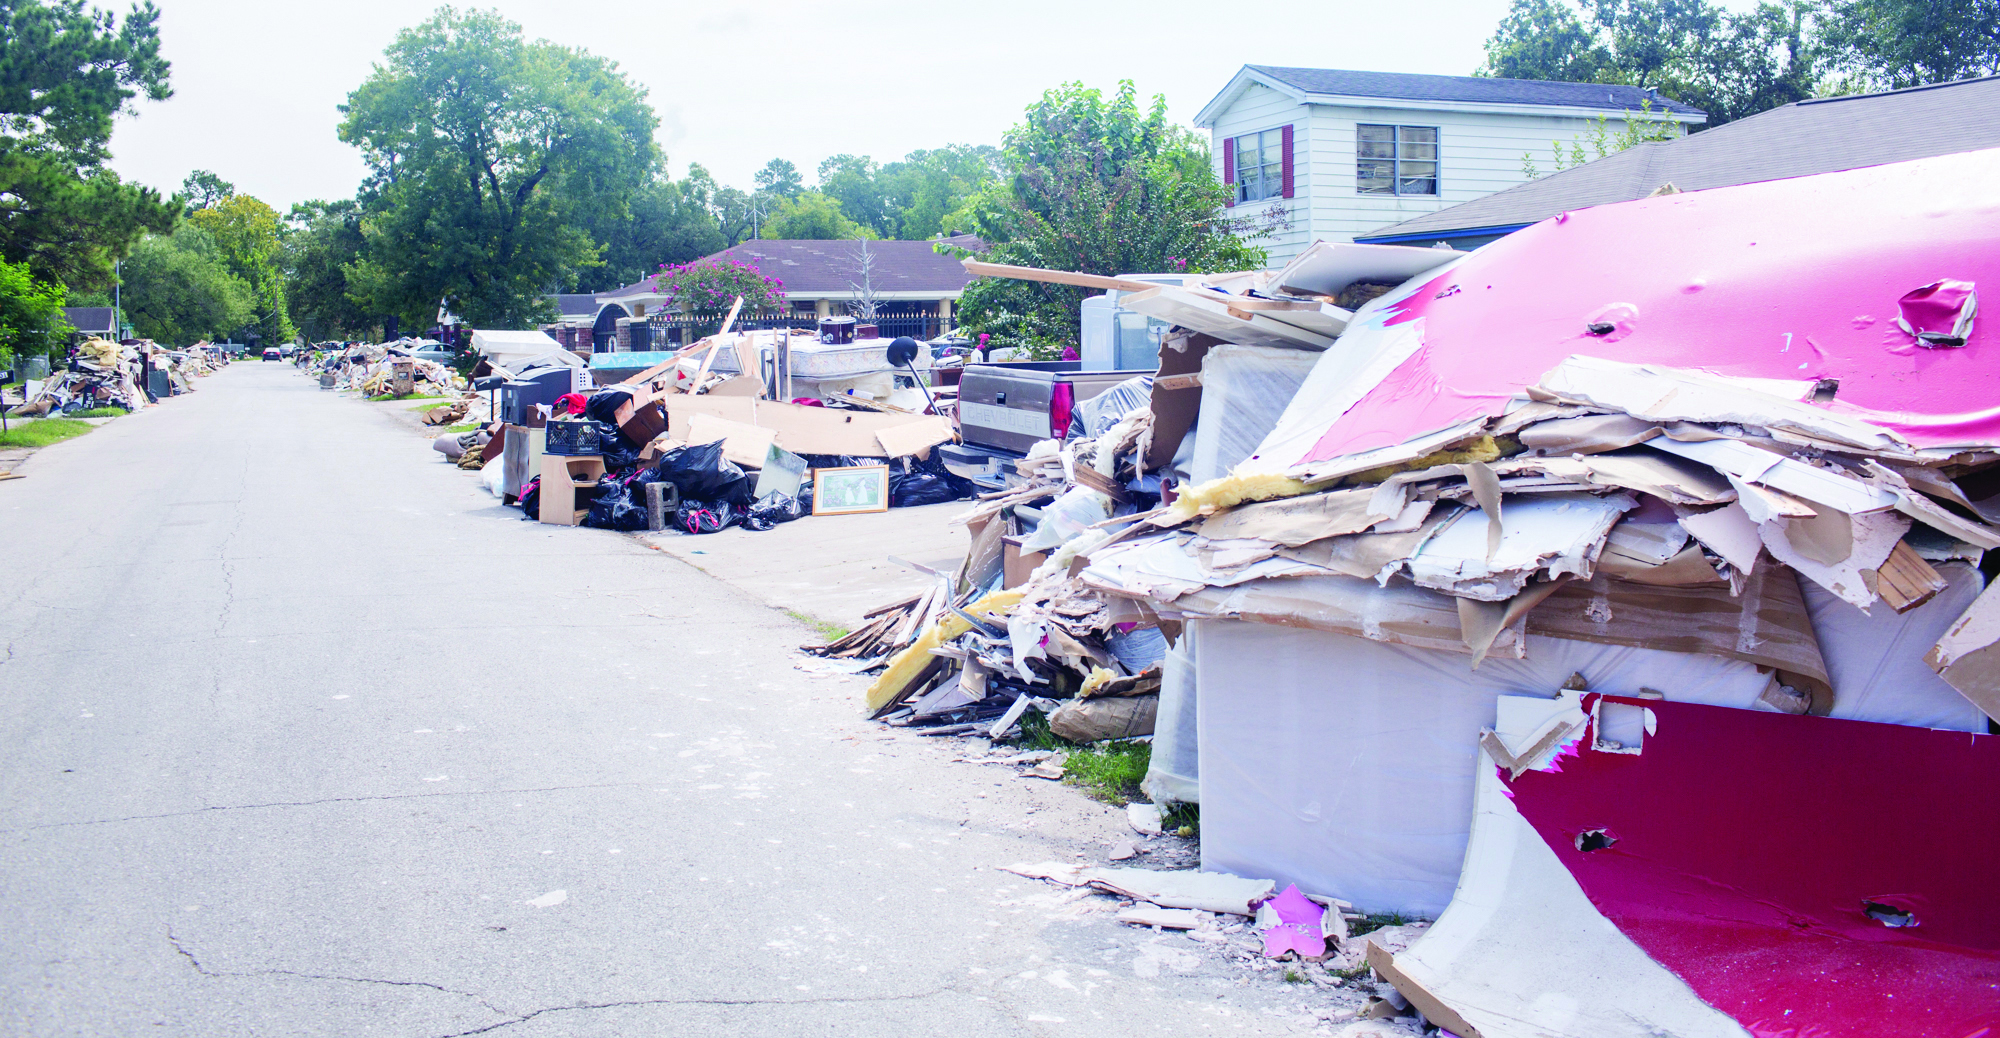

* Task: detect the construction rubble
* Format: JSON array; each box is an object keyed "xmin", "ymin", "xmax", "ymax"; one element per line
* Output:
[
  {"xmin": 840, "ymin": 147, "xmax": 2000, "ymax": 1038},
  {"xmin": 6, "ymin": 337, "xmax": 224, "ymax": 416}
]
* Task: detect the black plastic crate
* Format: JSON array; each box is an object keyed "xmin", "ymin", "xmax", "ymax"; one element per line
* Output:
[{"xmin": 544, "ymin": 419, "xmax": 603, "ymax": 456}]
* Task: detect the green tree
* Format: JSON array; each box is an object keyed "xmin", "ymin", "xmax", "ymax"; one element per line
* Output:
[
  {"xmin": 0, "ymin": 256, "xmax": 72, "ymax": 368},
  {"xmin": 760, "ymin": 191, "xmax": 870, "ymax": 240},
  {"xmin": 188, "ymin": 192, "xmax": 296, "ymax": 342},
  {"xmin": 282, "ymin": 199, "xmax": 373, "ymax": 341},
  {"xmin": 1479, "ymin": 0, "xmax": 1823, "ymax": 126},
  {"xmin": 753, "ymin": 158, "xmax": 803, "ymax": 199},
  {"xmin": 337, "ymin": 6, "xmax": 659, "ymax": 329},
  {"xmin": 1822, "ymin": 0, "xmax": 2000, "ymax": 88},
  {"xmin": 816, "ymin": 154, "xmax": 892, "ymax": 237},
  {"xmin": 576, "ymin": 172, "xmax": 725, "ymax": 289},
  {"xmin": 951, "ymin": 81, "xmax": 1265, "ymax": 357},
  {"xmin": 180, "ymin": 169, "xmax": 233, "ymax": 211},
  {"xmin": 119, "ymin": 225, "xmax": 255, "ymax": 345},
  {"xmin": 890, "ymin": 145, "xmax": 1004, "ymax": 240},
  {"xmin": 0, "ymin": 0, "xmax": 179, "ymax": 290}
]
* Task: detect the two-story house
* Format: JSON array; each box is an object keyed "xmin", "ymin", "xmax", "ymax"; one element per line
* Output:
[{"xmin": 1195, "ymin": 66, "xmax": 1706, "ymax": 266}]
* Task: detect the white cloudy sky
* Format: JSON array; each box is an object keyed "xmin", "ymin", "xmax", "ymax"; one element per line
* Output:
[{"xmin": 102, "ymin": 0, "xmax": 1730, "ymax": 211}]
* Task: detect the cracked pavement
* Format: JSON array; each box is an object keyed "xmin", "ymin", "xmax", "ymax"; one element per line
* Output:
[{"xmin": 0, "ymin": 364, "xmax": 1349, "ymax": 1037}]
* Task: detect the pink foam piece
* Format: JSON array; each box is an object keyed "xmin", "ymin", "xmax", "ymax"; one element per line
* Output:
[
  {"xmin": 1260, "ymin": 883, "xmax": 1327, "ymax": 958},
  {"xmin": 1290, "ymin": 147, "xmax": 2000, "ymax": 468}
]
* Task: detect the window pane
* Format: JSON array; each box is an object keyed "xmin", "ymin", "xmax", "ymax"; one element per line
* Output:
[
  {"xmin": 1399, "ymin": 141, "xmax": 1437, "ymax": 161},
  {"xmin": 1358, "ymin": 140, "xmax": 1396, "ymax": 159},
  {"xmin": 1236, "ymin": 135, "xmax": 1260, "ymax": 170},
  {"xmin": 1359, "ymin": 124, "xmax": 1395, "ymax": 143},
  {"xmin": 1399, "ymin": 126, "xmax": 1438, "ymax": 145},
  {"xmin": 1357, "ymin": 160, "xmax": 1396, "ymax": 194},
  {"xmin": 1398, "ymin": 160, "xmax": 1437, "ymax": 179}
]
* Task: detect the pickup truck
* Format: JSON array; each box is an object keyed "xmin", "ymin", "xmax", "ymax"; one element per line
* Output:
[{"xmin": 942, "ymin": 361, "xmax": 1151, "ymax": 489}]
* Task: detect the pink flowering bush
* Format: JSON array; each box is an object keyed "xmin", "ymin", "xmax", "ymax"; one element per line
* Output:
[{"xmin": 653, "ymin": 258, "xmax": 787, "ymax": 313}]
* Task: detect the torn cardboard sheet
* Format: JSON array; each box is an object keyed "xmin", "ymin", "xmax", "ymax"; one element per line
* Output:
[
  {"xmin": 1535, "ymin": 355, "xmax": 1909, "ymax": 453},
  {"xmin": 686, "ymin": 412, "xmax": 778, "ymax": 470},
  {"xmin": 1925, "ymin": 578, "xmax": 2000, "ymax": 724},
  {"xmin": 1193, "ymin": 487, "xmax": 1384, "ymax": 546},
  {"xmin": 1759, "ymin": 508, "xmax": 1910, "ymax": 609},
  {"xmin": 666, "ymin": 394, "xmax": 953, "ymax": 459}
]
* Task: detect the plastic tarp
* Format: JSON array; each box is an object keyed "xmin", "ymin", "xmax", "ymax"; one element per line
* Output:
[
  {"xmin": 1141, "ymin": 623, "xmax": 1200, "ymax": 805},
  {"xmin": 1190, "ymin": 345, "xmax": 1320, "ymax": 483},
  {"xmin": 1074, "ymin": 374, "xmax": 1155, "ymax": 440},
  {"xmin": 1805, "ymin": 560, "xmax": 1988, "ymax": 732},
  {"xmin": 1196, "ymin": 619, "xmax": 1777, "ymax": 917},
  {"xmin": 1247, "ymin": 146, "xmax": 2000, "ymax": 475}
]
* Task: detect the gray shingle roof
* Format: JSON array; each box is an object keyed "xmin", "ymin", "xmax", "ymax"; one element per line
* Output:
[
  {"xmin": 695, "ymin": 239, "xmax": 979, "ymax": 296},
  {"xmin": 1249, "ymin": 65, "xmax": 1704, "ymax": 117},
  {"xmin": 1358, "ymin": 75, "xmax": 2000, "ymax": 243},
  {"xmin": 61, "ymin": 306, "xmax": 117, "ymax": 333}
]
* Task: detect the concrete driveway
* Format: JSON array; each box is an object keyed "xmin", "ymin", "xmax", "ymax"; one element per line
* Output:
[{"xmin": 0, "ymin": 363, "xmax": 1347, "ymax": 1037}]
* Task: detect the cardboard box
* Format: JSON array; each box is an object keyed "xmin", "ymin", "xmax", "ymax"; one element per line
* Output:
[{"xmin": 1003, "ymin": 535, "xmax": 1048, "ymax": 588}]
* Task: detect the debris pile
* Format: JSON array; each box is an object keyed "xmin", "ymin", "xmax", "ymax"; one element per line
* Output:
[
  {"xmin": 8, "ymin": 338, "xmax": 153, "ymax": 415},
  {"xmin": 854, "ymin": 148, "xmax": 2000, "ymax": 1038}
]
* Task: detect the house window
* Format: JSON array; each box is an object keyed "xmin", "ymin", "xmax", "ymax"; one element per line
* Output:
[
  {"xmin": 1233, "ymin": 128, "xmax": 1286, "ymax": 203},
  {"xmin": 1357, "ymin": 125, "xmax": 1439, "ymax": 196}
]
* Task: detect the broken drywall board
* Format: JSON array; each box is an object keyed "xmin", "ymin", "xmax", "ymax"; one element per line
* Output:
[
  {"xmin": 1679, "ymin": 502, "xmax": 1763, "ymax": 573},
  {"xmin": 1117, "ymin": 904, "xmax": 1204, "ymax": 930},
  {"xmin": 1403, "ymin": 492, "xmax": 1636, "ymax": 602},
  {"xmin": 1076, "ymin": 867, "xmax": 1275, "ymax": 916},
  {"xmin": 1649, "ymin": 436, "xmax": 1899, "ymax": 515},
  {"xmin": 1118, "ymin": 286, "xmax": 1336, "ymax": 351},
  {"xmin": 1389, "ymin": 695, "xmax": 1753, "ymax": 1038},
  {"xmin": 1535, "ymin": 355, "xmax": 1908, "ymax": 453},
  {"xmin": 1804, "ymin": 560, "xmax": 1988, "ymax": 731},
  {"xmin": 1862, "ymin": 460, "xmax": 2000, "ymax": 550},
  {"xmin": 686, "ymin": 412, "xmax": 778, "ymax": 470},
  {"xmin": 1504, "ymin": 695, "xmax": 2000, "ymax": 1037},
  {"xmin": 1925, "ymin": 578, "xmax": 2000, "ymax": 724},
  {"xmin": 1568, "ymin": 447, "xmax": 1738, "ymax": 505},
  {"xmin": 1760, "ymin": 507, "xmax": 1910, "ymax": 609},
  {"xmin": 1269, "ymin": 239, "xmax": 1460, "ymax": 298},
  {"xmin": 1193, "ymin": 487, "xmax": 1382, "ymax": 546}
]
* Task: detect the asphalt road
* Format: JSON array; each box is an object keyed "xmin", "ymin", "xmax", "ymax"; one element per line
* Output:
[{"xmin": 0, "ymin": 363, "xmax": 1332, "ymax": 1037}]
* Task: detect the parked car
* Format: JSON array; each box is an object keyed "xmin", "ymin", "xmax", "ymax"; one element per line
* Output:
[{"xmin": 262, "ymin": 348, "xmax": 282, "ymax": 362}]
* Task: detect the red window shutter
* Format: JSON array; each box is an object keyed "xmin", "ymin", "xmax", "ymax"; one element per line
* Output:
[
  {"xmin": 1222, "ymin": 136, "xmax": 1235, "ymax": 207},
  {"xmin": 1281, "ymin": 124, "xmax": 1295, "ymax": 199}
]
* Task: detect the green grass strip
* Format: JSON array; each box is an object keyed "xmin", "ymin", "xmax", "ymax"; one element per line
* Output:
[{"xmin": 0, "ymin": 418, "xmax": 94, "ymax": 449}]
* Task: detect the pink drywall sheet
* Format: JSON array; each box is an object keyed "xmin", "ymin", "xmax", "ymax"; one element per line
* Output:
[
  {"xmin": 1297, "ymin": 147, "xmax": 2000, "ymax": 466},
  {"xmin": 1505, "ymin": 696, "xmax": 2000, "ymax": 1038}
]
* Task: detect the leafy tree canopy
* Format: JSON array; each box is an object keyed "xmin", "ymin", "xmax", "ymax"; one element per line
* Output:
[
  {"xmin": 1821, "ymin": 0, "xmax": 2000, "ymax": 89},
  {"xmin": 337, "ymin": 6, "xmax": 658, "ymax": 329},
  {"xmin": 812, "ymin": 145, "xmax": 1005, "ymax": 241},
  {"xmin": 120, "ymin": 225, "xmax": 255, "ymax": 345},
  {"xmin": 952, "ymin": 80, "xmax": 1265, "ymax": 357},
  {"xmin": 180, "ymin": 169, "xmax": 233, "ymax": 211},
  {"xmin": 1480, "ymin": 0, "xmax": 1820, "ymax": 126},
  {"xmin": 752, "ymin": 158, "xmax": 803, "ymax": 199},
  {"xmin": 0, "ymin": 255, "xmax": 72, "ymax": 367},
  {"xmin": 185, "ymin": 191, "xmax": 294, "ymax": 342},
  {"xmin": 0, "ymin": 0, "xmax": 177, "ymax": 289},
  {"xmin": 573, "ymin": 171, "xmax": 725, "ymax": 290},
  {"xmin": 760, "ymin": 190, "xmax": 870, "ymax": 241},
  {"xmin": 282, "ymin": 198, "xmax": 374, "ymax": 341}
]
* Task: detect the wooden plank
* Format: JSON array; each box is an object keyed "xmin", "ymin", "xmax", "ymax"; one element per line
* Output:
[
  {"xmin": 863, "ymin": 593, "xmax": 925, "ymax": 619},
  {"xmin": 1153, "ymin": 372, "xmax": 1203, "ymax": 391},
  {"xmin": 1876, "ymin": 540, "xmax": 1948, "ymax": 614},
  {"xmin": 1071, "ymin": 464, "xmax": 1134, "ymax": 504},
  {"xmin": 960, "ymin": 259, "xmax": 1162, "ymax": 294},
  {"xmin": 1366, "ymin": 941, "xmax": 1484, "ymax": 1038}
]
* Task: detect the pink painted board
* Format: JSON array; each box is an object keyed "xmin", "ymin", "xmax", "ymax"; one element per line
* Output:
[
  {"xmin": 1504, "ymin": 696, "xmax": 2000, "ymax": 1038},
  {"xmin": 1295, "ymin": 147, "xmax": 2000, "ymax": 467}
]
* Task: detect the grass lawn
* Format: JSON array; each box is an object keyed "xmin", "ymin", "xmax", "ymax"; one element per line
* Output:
[
  {"xmin": 367, "ymin": 392, "xmax": 442, "ymax": 402},
  {"xmin": 0, "ymin": 418, "xmax": 94, "ymax": 449},
  {"xmin": 1016, "ymin": 712, "xmax": 1152, "ymax": 805},
  {"xmin": 442, "ymin": 423, "xmax": 481, "ymax": 434},
  {"xmin": 66, "ymin": 407, "xmax": 128, "ymax": 418},
  {"xmin": 413, "ymin": 400, "xmax": 459, "ymax": 412}
]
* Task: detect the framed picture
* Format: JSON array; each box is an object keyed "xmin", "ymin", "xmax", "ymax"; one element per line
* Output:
[{"xmin": 811, "ymin": 464, "xmax": 890, "ymax": 516}]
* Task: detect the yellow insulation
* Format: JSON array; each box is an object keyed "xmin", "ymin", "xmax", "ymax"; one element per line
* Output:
[{"xmin": 863, "ymin": 587, "xmax": 1028, "ymax": 715}]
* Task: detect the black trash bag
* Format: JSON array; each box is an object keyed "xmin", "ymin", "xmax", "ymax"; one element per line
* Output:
[
  {"xmin": 888, "ymin": 450, "xmax": 976, "ymax": 507},
  {"xmin": 653, "ymin": 441, "xmax": 753, "ymax": 506},
  {"xmin": 743, "ymin": 492, "xmax": 806, "ymax": 531},
  {"xmin": 599, "ymin": 426, "xmax": 642, "ymax": 469},
  {"xmin": 797, "ymin": 453, "xmax": 886, "ymax": 471},
  {"xmin": 584, "ymin": 388, "xmax": 632, "ymax": 425},
  {"xmin": 675, "ymin": 499, "xmax": 738, "ymax": 534},
  {"xmin": 518, "ymin": 476, "xmax": 541, "ymax": 520},
  {"xmin": 583, "ymin": 472, "xmax": 650, "ymax": 531}
]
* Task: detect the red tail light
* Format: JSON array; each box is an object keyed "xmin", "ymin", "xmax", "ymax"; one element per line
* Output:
[{"xmin": 1049, "ymin": 382, "xmax": 1076, "ymax": 440}]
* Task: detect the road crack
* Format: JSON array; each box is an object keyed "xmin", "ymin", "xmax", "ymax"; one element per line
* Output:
[
  {"xmin": 6, "ymin": 781, "xmax": 642, "ymax": 834},
  {"xmin": 430, "ymin": 987, "xmax": 958, "ymax": 1037},
  {"xmin": 169, "ymin": 928, "xmax": 514, "ymax": 1018}
]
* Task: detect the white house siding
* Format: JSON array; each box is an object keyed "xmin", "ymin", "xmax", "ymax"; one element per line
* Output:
[
  {"xmin": 1301, "ymin": 105, "xmax": 1652, "ymax": 247},
  {"xmin": 1208, "ymin": 83, "xmax": 1313, "ymax": 267},
  {"xmin": 1206, "ymin": 92, "xmax": 1666, "ymax": 267}
]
